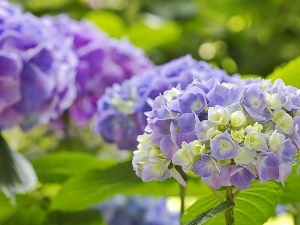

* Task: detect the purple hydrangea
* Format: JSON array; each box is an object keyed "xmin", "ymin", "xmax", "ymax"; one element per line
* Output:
[
  {"xmin": 94, "ymin": 55, "xmax": 238, "ymax": 150},
  {"xmin": 0, "ymin": 4, "xmax": 77, "ymax": 130},
  {"xmin": 98, "ymin": 195, "xmax": 179, "ymax": 225},
  {"xmin": 133, "ymin": 77, "xmax": 299, "ymax": 190},
  {"xmin": 44, "ymin": 14, "xmax": 154, "ymax": 125}
]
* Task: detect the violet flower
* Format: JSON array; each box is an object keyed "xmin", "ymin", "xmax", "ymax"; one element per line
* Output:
[
  {"xmin": 133, "ymin": 77, "xmax": 299, "ymax": 190},
  {"xmin": 45, "ymin": 14, "xmax": 154, "ymax": 125},
  {"xmin": 94, "ymin": 55, "xmax": 239, "ymax": 150}
]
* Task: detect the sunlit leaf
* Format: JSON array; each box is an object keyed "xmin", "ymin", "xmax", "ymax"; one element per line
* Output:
[
  {"xmin": 127, "ymin": 21, "xmax": 181, "ymax": 51},
  {"xmin": 32, "ymin": 152, "xmax": 115, "ymax": 183},
  {"xmin": 267, "ymin": 57, "xmax": 300, "ymax": 88},
  {"xmin": 85, "ymin": 11, "xmax": 125, "ymax": 38},
  {"xmin": 1, "ymin": 208, "xmax": 46, "ymax": 225},
  {"xmin": 182, "ymin": 181, "xmax": 282, "ymax": 225},
  {"xmin": 51, "ymin": 161, "xmax": 210, "ymax": 211},
  {"xmin": 185, "ymin": 200, "xmax": 234, "ymax": 225},
  {"xmin": 280, "ymin": 165, "xmax": 300, "ymax": 203}
]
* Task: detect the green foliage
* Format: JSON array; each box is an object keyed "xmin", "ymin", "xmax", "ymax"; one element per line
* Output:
[
  {"xmin": 85, "ymin": 11, "xmax": 125, "ymax": 38},
  {"xmin": 1, "ymin": 208, "xmax": 46, "ymax": 225},
  {"xmin": 268, "ymin": 56, "xmax": 300, "ymax": 88},
  {"xmin": 32, "ymin": 152, "xmax": 115, "ymax": 183},
  {"xmin": 14, "ymin": 0, "xmax": 300, "ymax": 75},
  {"xmin": 51, "ymin": 161, "xmax": 210, "ymax": 211},
  {"xmin": 185, "ymin": 200, "xmax": 234, "ymax": 225},
  {"xmin": 280, "ymin": 165, "xmax": 300, "ymax": 204},
  {"xmin": 183, "ymin": 181, "xmax": 282, "ymax": 225}
]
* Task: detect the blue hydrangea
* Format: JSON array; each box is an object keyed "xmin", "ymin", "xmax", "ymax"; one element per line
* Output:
[
  {"xmin": 133, "ymin": 78, "xmax": 299, "ymax": 190},
  {"xmin": 44, "ymin": 14, "xmax": 153, "ymax": 125},
  {"xmin": 98, "ymin": 195, "xmax": 179, "ymax": 225},
  {"xmin": 94, "ymin": 55, "xmax": 238, "ymax": 150},
  {"xmin": 0, "ymin": 3, "xmax": 77, "ymax": 130}
]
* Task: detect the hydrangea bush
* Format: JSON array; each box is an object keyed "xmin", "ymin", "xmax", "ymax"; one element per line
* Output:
[
  {"xmin": 132, "ymin": 77, "xmax": 299, "ymax": 190},
  {"xmin": 44, "ymin": 14, "xmax": 154, "ymax": 125},
  {"xmin": 94, "ymin": 55, "xmax": 238, "ymax": 150},
  {"xmin": 99, "ymin": 195, "xmax": 179, "ymax": 225},
  {"xmin": 0, "ymin": 4, "xmax": 77, "ymax": 130}
]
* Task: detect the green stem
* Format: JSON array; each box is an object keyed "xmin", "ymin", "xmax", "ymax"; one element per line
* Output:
[
  {"xmin": 209, "ymin": 186, "xmax": 224, "ymax": 203},
  {"xmin": 225, "ymin": 186, "xmax": 235, "ymax": 225},
  {"xmin": 176, "ymin": 166, "xmax": 187, "ymax": 225},
  {"xmin": 180, "ymin": 182, "xmax": 186, "ymax": 225}
]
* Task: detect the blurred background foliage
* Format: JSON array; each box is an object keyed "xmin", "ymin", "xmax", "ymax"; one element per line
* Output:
[
  {"xmin": 12, "ymin": 0, "xmax": 300, "ymax": 76},
  {"xmin": 2, "ymin": 0, "xmax": 300, "ymax": 224}
]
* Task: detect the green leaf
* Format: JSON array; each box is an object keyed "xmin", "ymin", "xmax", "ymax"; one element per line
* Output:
[
  {"xmin": 127, "ymin": 21, "xmax": 181, "ymax": 51},
  {"xmin": 32, "ymin": 152, "xmax": 115, "ymax": 183},
  {"xmin": 185, "ymin": 200, "xmax": 234, "ymax": 225},
  {"xmin": 51, "ymin": 161, "xmax": 209, "ymax": 211},
  {"xmin": 240, "ymin": 74, "xmax": 260, "ymax": 79},
  {"xmin": 84, "ymin": 11, "xmax": 125, "ymax": 38},
  {"xmin": 280, "ymin": 165, "xmax": 300, "ymax": 203},
  {"xmin": 0, "ymin": 193, "xmax": 15, "ymax": 220},
  {"xmin": 0, "ymin": 134, "xmax": 37, "ymax": 198},
  {"xmin": 183, "ymin": 181, "xmax": 282, "ymax": 225},
  {"xmin": 1, "ymin": 208, "xmax": 46, "ymax": 225},
  {"xmin": 267, "ymin": 57, "xmax": 300, "ymax": 88},
  {"xmin": 45, "ymin": 209, "xmax": 104, "ymax": 225}
]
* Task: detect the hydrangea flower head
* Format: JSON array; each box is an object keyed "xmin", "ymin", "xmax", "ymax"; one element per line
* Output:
[
  {"xmin": 98, "ymin": 195, "xmax": 179, "ymax": 225},
  {"xmin": 0, "ymin": 8, "xmax": 77, "ymax": 130},
  {"xmin": 133, "ymin": 77, "xmax": 299, "ymax": 190},
  {"xmin": 94, "ymin": 55, "xmax": 239, "ymax": 150},
  {"xmin": 45, "ymin": 14, "xmax": 154, "ymax": 125}
]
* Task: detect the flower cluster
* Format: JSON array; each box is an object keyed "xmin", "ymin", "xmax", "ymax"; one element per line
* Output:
[
  {"xmin": 0, "ymin": 2, "xmax": 77, "ymax": 130},
  {"xmin": 94, "ymin": 55, "xmax": 237, "ymax": 150},
  {"xmin": 44, "ymin": 14, "xmax": 154, "ymax": 125},
  {"xmin": 133, "ymin": 78, "xmax": 299, "ymax": 190},
  {"xmin": 98, "ymin": 195, "xmax": 179, "ymax": 225}
]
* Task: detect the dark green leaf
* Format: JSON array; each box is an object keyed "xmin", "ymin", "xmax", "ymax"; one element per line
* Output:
[
  {"xmin": 32, "ymin": 152, "xmax": 115, "ymax": 183},
  {"xmin": 45, "ymin": 209, "xmax": 104, "ymax": 225},
  {"xmin": 0, "ymin": 134, "xmax": 37, "ymax": 198},
  {"xmin": 185, "ymin": 200, "xmax": 234, "ymax": 225},
  {"xmin": 183, "ymin": 181, "xmax": 282, "ymax": 225}
]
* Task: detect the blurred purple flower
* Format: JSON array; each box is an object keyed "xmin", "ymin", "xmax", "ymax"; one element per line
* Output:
[
  {"xmin": 98, "ymin": 195, "xmax": 179, "ymax": 225},
  {"xmin": 45, "ymin": 14, "xmax": 154, "ymax": 125},
  {"xmin": 0, "ymin": 7, "xmax": 77, "ymax": 130},
  {"xmin": 94, "ymin": 55, "xmax": 238, "ymax": 150}
]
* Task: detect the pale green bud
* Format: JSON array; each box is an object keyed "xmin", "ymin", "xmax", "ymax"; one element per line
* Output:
[
  {"xmin": 268, "ymin": 131, "xmax": 285, "ymax": 151},
  {"xmin": 231, "ymin": 130, "xmax": 244, "ymax": 143},
  {"xmin": 266, "ymin": 93, "xmax": 282, "ymax": 109},
  {"xmin": 273, "ymin": 109, "xmax": 286, "ymax": 122},
  {"xmin": 245, "ymin": 122, "xmax": 263, "ymax": 134},
  {"xmin": 293, "ymin": 110, "xmax": 300, "ymax": 117},
  {"xmin": 208, "ymin": 107, "xmax": 230, "ymax": 126},
  {"xmin": 235, "ymin": 147, "xmax": 256, "ymax": 164},
  {"xmin": 166, "ymin": 87, "xmax": 181, "ymax": 102},
  {"xmin": 137, "ymin": 133, "xmax": 149, "ymax": 144},
  {"xmin": 277, "ymin": 113, "xmax": 293, "ymax": 134},
  {"xmin": 244, "ymin": 132, "xmax": 266, "ymax": 150},
  {"xmin": 230, "ymin": 111, "xmax": 246, "ymax": 128},
  {"xmin": 207, "ymin": 128, "xmax": 222, "ymax": 139}
]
